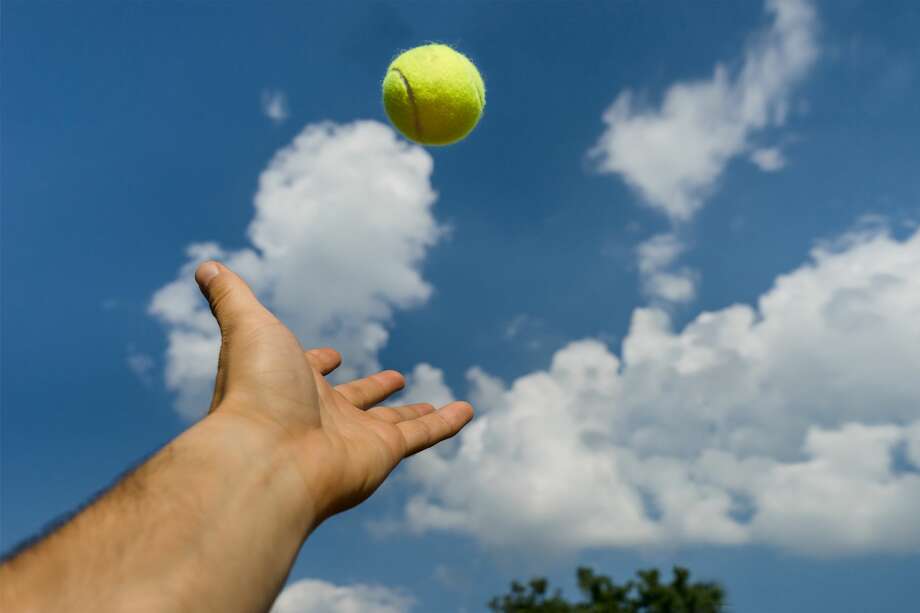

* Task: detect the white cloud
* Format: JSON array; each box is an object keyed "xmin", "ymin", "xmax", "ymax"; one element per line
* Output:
[
  {"xmin": 636, "ymin": 232, "xmax": 683, "ymax": 271},
  {"xmin": 591, "ymin": 0, "xmax": 818, "ymax": 220},
  {"xmin": 395, "ymin": 363, "xmax": 506, "ymax": 415},
  {"xmin": 150, "ymin": 121, "xmax": 441, "ymax": 419},
  {"xmin": 643, "ymin": 271, "xmax": 697, "ymax": 304},
  {"xmin": 262, "ymin": 89, "xmax": 289, "ymax": 124},
  {"xmin": 744, "ymin": 423, "xmax": 920, "ymax": 554},
  {"xmin": 749, "ymin": 146, "xmax": 786, "ymax": 171},
  {"xmin": 636, "ymin": 233, "xmax": 697, "ymax": 304},
  {"xmin": 395, "ymin": 226, "xmax": 920, "ymax": 555},
  {"xmin": 398, "ymin": 363, "xmax": 455, "ymax": 408},
  {"xmin": 271, "ymin": 579, "xmax": 414, "ymax": 613}
]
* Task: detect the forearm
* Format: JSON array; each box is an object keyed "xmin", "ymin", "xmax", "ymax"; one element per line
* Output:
[{"xmin": 1, "ymin": 410, "xmax": 315, "ymax": 613}]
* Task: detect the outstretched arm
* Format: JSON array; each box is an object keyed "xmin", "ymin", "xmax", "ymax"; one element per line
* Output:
[{"xmin": 1, "ymin": 261, "xmax": 474, "ymax": 613}]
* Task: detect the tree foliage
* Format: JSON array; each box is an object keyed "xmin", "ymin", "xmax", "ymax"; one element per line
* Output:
[{"xmin": 488, "ymin": 566, "xmax": 725, "ymax": 613}]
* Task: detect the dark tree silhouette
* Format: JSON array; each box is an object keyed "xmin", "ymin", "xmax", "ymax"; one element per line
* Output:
[{"xmin": 488, "ymin": 566, "xmax": 725, "ymax": 612}]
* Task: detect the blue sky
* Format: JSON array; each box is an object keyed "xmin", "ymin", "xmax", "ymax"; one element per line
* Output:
[{"xmin": 3, "ymin": 1, "xmax": 920, "ymax": 611}]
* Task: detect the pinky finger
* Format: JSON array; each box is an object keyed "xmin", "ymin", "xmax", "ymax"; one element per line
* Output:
[{"xmin": 396, "ymin": 401, "xmax": 474, "ymax": 457}]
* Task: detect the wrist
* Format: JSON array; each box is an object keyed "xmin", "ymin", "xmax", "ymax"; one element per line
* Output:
[
  {"xmin": 124, "ymin": 409, "xmax": 321, "ymax": 611},
  {"xmin": 199, "ymin": 407, "xmax": 323, "ymax": 539}
]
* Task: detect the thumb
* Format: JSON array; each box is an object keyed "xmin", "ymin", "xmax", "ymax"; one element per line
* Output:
[{"xmin": 195, "ymin": 261, "xmax": 276, "ymax": 335}]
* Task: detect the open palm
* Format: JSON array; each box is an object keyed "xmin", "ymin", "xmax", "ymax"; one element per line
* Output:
[{"xmin": 195, "ymin": 261, "xmax": 473, "ymax": 526}]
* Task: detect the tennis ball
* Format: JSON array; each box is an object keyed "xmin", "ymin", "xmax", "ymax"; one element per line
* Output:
[{"xmin": 382, "ymin": 44, "xmax": 485, "ymax": 146}]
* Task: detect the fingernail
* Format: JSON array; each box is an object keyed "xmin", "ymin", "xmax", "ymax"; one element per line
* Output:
[{"xmin": 195, "ymin": 262, "xmax": 220, "ymax": 289}]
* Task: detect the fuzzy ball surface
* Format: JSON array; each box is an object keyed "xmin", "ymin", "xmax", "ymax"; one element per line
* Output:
[{"xmin": 382, "ymin": 44, "xmax": 485, "ymax": 146}]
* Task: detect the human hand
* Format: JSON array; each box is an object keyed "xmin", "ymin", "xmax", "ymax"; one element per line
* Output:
[{"xmin": 194, "ymin": 261, "xmax": 473, "ymax": 533}]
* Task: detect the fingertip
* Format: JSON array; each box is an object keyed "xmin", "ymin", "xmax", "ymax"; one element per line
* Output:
[
  {"xmin": 195, "ymin": 261, "xmax": 221, "ymax": 291},
  {"xmin": 317, "ymin": 347, "xmax": 342, "ymax": 363},
  {"xmin": 459, "ymin": 400, "xmax": 474, "ymax": 418},
  {"xmin": 305, "ymin": 347, "xmax": 343, "ymax": 374},
  {"xmin": 380, "ymin": 369, "xmax": 406, "ymax": 389},
  {"xmin": 443, "ymin": 400, "xmax": 474, "ymax": 423}
]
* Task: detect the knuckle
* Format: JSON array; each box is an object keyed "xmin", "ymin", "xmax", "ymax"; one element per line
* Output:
[{"xmin": 417, "ymin": 418, "xmax": 433, "ymax": 440}]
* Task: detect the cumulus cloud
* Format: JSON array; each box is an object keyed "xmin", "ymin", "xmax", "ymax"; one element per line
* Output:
[
  {"xmin": 150, "ymin": 121, "xmax": 441, "ymax": 419},
  {"xmin": 398, "ymin": 363, "xmax": 455, "ymax": 408},
  {"xmin": 591, "ymin": 0, "xmax": 818, "ymax": 220},
  {"xmin": 749, "ymin": 146, "xmax": 786, "ymax": 171},
  {"xmin": 262, "ymin": 89, "xmax": 289, "ymax": 124},
  {"xmin": 636, "ymin": 233, "xmax": 697, "ymax": 304},
  {"xmin": 271, "ymin": 578, "xmax": 414, "ymax": 613},
  {"xmin": 395, "ymin": 226, "xmax": 920, "ymax": 555}
]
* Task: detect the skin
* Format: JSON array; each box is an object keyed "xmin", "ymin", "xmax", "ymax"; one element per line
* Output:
[{"xmin": 0, "ymin": 261, "xmax": 474, "ymax": 612}]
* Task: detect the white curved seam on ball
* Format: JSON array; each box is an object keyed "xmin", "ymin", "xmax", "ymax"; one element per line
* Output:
[{"xmin": 391, "ymin": 68, "xmax": 422, "ymax": 140}]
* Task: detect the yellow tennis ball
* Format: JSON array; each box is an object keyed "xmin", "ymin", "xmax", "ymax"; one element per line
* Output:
[{"xmin": 382, "ymin": 44, "xmax": 485, "ymax": 146}]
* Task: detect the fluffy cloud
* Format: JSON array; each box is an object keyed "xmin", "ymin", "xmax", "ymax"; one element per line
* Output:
[
  {"xmin": 591, "ymin": 0, "xmax": 817, "ymax": 220},
  {"xmin": 749, "ymin": 146, "xmax": 786, "ymax": 171},
  {"xmin": 398, "ymin": 363, "xmax": 455, "ymax": 409},
  {"xmin": 150, "ymin": 121, "xmax": 441, "ymax": 419},
  {"xmin": 636, "ymin": 233, "xmax": 697, "ymax": 304},
  {"xmin": 271, "ymin": 579, "xmax": 414, "ymax": 613},
  {"xmin": 397, "ymin": 226, "xmax": 920, "ymax": 555},
  {"xmin": 262, "ymin": 89, "xmax": 290, "ymax": 124}
]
